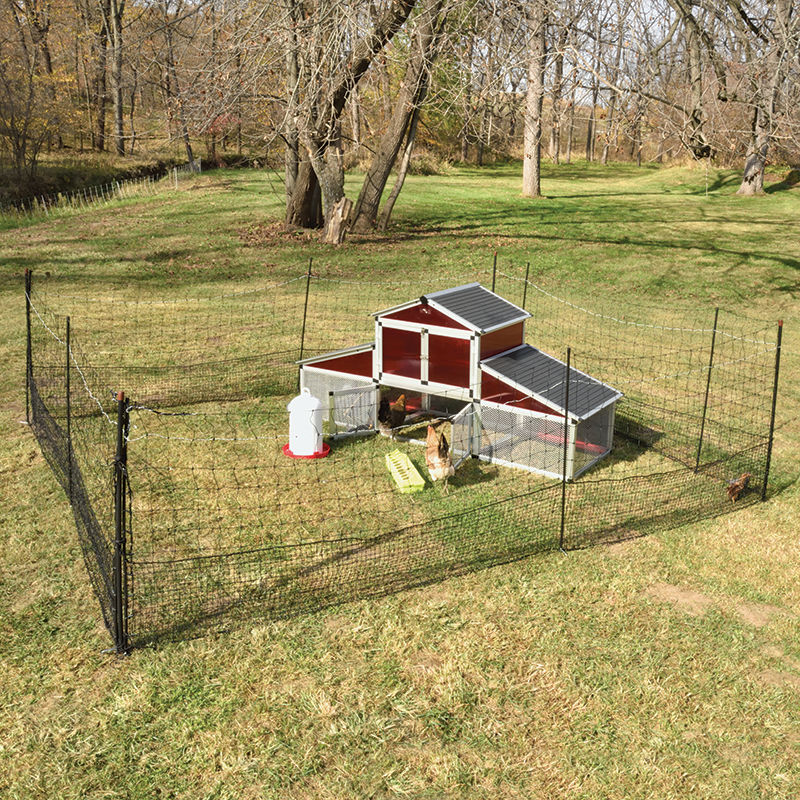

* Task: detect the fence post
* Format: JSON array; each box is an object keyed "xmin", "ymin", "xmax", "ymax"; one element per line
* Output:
[
  {"xmin": 297, "ymin": 257, "xmax": 313, "ymax": 389},
  {"xmin": 694, "ymin": 307, "xmax": 719, "ymax": 472},
  {"xmin": 113, "ymin": 391, "xmax": 129, "ymax": 653},
  {"xmin": 25, "ymin": 269, "xmax": 32, "ymax": 423},
  {"xmin": 491, "ymin": 251, "xmax": 497, "ymax": 293},
  {"xmin": 66, "ymin": 316, "xmax": 73, "ymax": 502},
  {"xmin": 173, "ymin": 167, "xmax": 178, "ymax": 190},
  {"xmin": 761, "ymin": 320, "xmax": 783, "ymax": 501},
  {"xmin": 522, "ymin": 261, "xmax": 530, "ymax": 310},
  {"xmin": 559, "ymin": 347, "xmax": 571, "ymax": 551}
]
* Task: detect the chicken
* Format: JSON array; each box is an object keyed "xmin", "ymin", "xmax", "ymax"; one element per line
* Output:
[
  {"xmin": 426, "ymin": 423, "xmax": 455, "ymax": 492},
  {"xmin": 389, "ymin": 393, "xmax": 407, "ymax": 431},
  {"xmin": 726, "ymin": 472, "xmax": 751, "ymax": 503},
  {"xmin": 378, "ymin": 396, "xmax": 392, "ymax": 435}
]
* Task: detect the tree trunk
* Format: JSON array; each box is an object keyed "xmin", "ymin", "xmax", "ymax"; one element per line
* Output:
[
  {"xmin": 109, "ymin": 0, "xmax": 125, "ymax": 155},
  {"xmin": 286, "ymin": 160, "xmax": 323, "ymax": 228},
  {"xmin": 736, "ymin": 0, "xmax": 792, "ymax": 195},
  {"xmin": 128, "ymin": 63, "xmax": 137, "ymax": 154},
  {"xmin": 378, "ymin": 103, "xmax": 420, "ymax": 230},
  {"xmin": 283, "ymin": 0, "xmax": 300, "ymax": 206},
  {"xmin": 737, "ymin": 108, "xmax": 768, "ymax": 195},
  {"xmin": 323, "ymin": 197, "xmax": 353, "ymax": 244},
  {"xmin": 350, "ymin": 0, "xmax": 444, "ymax": 233},
  {"xmin": 460, "ymin": 35, "xmax": 474, "ymax": 162},
  {"xmin": 522, "ymin": 1, "xmax": 547, "ymax": 198},
  {"xmin": 565, "ymin": 76, "xmax": 575, "ymax": 163},
  {"xmin": 94, "ymin": 11, "xmax": 108, "ymax": 151},
  {"xmin": 285, "ymin": 0, "xmax": 417, "ymax": 232},
  {"xmin": 549, "ymin": 28, "xmax": 566, "ymax": 163},
  {"xmin": 164, "ymin": 19, "xmax": 193, "ymax": 164},
  {"xmin": 601, "ymin": 27, "xmax": 623, "ymax": 165}
]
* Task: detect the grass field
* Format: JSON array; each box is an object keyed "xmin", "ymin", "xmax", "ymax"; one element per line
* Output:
[{"xmin": 1, "ymin": 161, "xmax": 799, "ymax": 798}]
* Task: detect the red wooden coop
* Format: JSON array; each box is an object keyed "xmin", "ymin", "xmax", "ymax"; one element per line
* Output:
[{"xmin": 298, "ymin": 283, "xmax": 621, "ymax": 479}]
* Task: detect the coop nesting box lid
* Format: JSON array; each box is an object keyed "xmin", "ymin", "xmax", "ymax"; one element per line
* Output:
[
  {"xmin": 481, "ymin": 344, "xmax": 622, "ymax": 421},
  {"xmin": 373, "ymin": 283, "xmax": 529, "ymax": 334}
]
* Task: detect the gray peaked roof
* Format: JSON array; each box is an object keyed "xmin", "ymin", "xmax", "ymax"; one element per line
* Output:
[
  {"xmin": 422, "ymin": 283, "xmax": 529, "ymax": 332},
  {"xmin": 373, "ymin": 283, "xmax": 529, "ymax": 333},
  {"xmin": 481, "ymin": 345, "xmax": 622, "ymax": 421}
]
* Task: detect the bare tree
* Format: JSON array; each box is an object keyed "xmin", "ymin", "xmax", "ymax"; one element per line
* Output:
[
  {"xmin": 350, "ymin": 0, "xmax": 449, "ymax": 233},
  {"xmin": 282, "ymin": 0, "xmax": 417, "ymax": 231},
  {"xmin": 522, "ymin": 0, "xmax": 548, "ymax": 197}
]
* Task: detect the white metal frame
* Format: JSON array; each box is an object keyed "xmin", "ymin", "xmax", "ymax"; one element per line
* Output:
[
  {"xmin": 378, "ymin": 317, "xmax": 472, "ymax": 340},
  {"xmin": 300, "ymin": 364, "xmax": 375, "ymax": 387},
  {"xmin": 297, "ymin": 342, "xmax": 375, "ymax": 366},
  {"xmin": 475, "ymin": 401, "xmax": 579, "ymax": 481},
  {"xmin": 376, "ymin": 372, "xmax": 473, "ymax": 403},
  {"xmin": 479, "ymin": 398, "xmax": 565, "ymax": 423}
]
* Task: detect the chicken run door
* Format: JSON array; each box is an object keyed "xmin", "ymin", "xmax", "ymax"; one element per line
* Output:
[
  {"xmin": 450, "ymin": 403, "xmax": 473, "ymax": 468},
  {"xmin": 328, "ymin": 385, "xmax": 378, "ymax": 437}
]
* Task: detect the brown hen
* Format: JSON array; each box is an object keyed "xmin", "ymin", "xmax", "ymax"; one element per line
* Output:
[
  {"xmin": 726, "ymin": 473, "xmax": 751, "ymax": 503},
  {"xmin": 426, "ymin": 424, "xmax": 455, "ymax": 492}
]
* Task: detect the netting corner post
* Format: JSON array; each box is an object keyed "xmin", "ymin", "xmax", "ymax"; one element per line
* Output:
[
  {"xmin": 24, "ymin": 268, "xmax": 32, "ymax": 424},
  {"xmin": 298, "ymin": 257, "xmax": 313, "ymax": 392},
  {"xmin": 694, "ymin": 307, "xmax": 719, "ymax": 473},
  {"xmin": 470, "ymin": 400, "xmax": 482, "ymax": 460},
  {"xmin": 761, "ymin": 320, "xmax": 783, "ymax": 502},
  {"xmin": 522, "ymin": 261, "xmax": 530, "ymax": 311},
  {"xmin": 559, "ymin": 347, "xmax": 571, "ymax": 552},
  {"xmin": 113, "ymin": 391, "xmax": 130, "ymax": 654},
  {"xmin": 491, "ymin": 251, "xmax": 497, "ymax": 293},
  {"xmin": 66, "ymin": 316, "xmax": 73, "ymax": 503}
]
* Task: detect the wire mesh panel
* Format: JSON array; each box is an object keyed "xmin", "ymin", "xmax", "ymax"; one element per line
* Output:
[
  {"xmin": 330, "ymin": 385, "xmax": 378, "ymax": 435},
  {"xmin": 26, "ymin": 264, "xmax": 782, "ymax": 649},
  {"xmin": 478, "ymin": 403, "xmax": 567, "ymax": 478},
  {"xmin": 300, "ymin": 367, "xmax": 374, "ymax": 421},
  {"xmin": 573, "ymin": 404, "xmax": 615, "ymax": 478},
  {"xmin": 450, "ymin": 403, "xmax": 473, "ymax": 468}
]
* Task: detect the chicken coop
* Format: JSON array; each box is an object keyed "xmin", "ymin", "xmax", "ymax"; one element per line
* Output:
[{"xmin": 299, "ymin": 283, "xmax": 622, "ymax": 480}]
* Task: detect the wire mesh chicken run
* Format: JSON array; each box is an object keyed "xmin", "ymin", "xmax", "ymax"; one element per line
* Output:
[{"xmin": 25, "ymin": 265, "xmax": 783, "ymax": 651}]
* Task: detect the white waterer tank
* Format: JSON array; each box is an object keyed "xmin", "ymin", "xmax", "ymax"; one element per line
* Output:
[{"xmin": 284, "ymin": 388, "xmax": 329, "ymax": 459}]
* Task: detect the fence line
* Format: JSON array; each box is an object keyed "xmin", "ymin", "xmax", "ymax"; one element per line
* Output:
[
  {"xmin": 26, "ymin": 260, "xmax": 784, "ymax": 651},
  {"xmin": 2, "ymin": 158, "xmax": 202, "ymax": 226}
]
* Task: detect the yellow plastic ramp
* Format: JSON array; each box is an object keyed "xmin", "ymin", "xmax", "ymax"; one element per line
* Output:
[{"xmin": 385, "ymin": 450, "xmax": 426, "ymax": 494}]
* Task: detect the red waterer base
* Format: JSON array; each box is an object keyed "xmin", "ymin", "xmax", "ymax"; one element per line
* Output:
[{"xmin": 282, "ymin": 442, "xmax": 331, "ymax": 459}]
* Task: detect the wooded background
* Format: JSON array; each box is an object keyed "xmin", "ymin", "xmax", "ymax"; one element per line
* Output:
[{"xmin": 2, "ymin": 0, "xmax": 799, "ymax": 228}]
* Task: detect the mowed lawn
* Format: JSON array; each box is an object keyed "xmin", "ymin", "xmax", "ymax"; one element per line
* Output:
[{"xmin": 1, "ymin": 161, "xmax": 799, "ymax": 799}]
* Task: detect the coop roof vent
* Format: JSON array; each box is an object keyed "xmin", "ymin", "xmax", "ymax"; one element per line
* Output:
[{"xmin": 481, "ymin": 344, "xmax": 622, "ymax": 421}]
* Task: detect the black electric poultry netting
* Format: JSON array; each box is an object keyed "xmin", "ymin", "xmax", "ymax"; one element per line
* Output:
[{"xmin": 25, "ymin": 264, "xmax": 782, "ymax": 650}]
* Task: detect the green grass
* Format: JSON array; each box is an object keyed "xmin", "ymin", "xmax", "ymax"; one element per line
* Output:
[{"xmin": 1, "ymin": 161, "xmax": 799, "ymax": 798}]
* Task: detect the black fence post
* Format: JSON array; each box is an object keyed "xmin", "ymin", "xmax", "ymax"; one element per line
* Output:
[
  {"xmin": 522, "ymin": 261, "xmax": 530, "ymax": 310},
  {"xmin": 761, "ymin": 320, "xmax": 783, "ymax": 501},
  {"xmin": 66, "ymin": 316, "xmax": 72, "ymax": 503},
  {"xmin": 25, "ymin": 269, "xmax": 32, "ymax": 423},
  {"xmin": 491, "ymin": 251, "xmax": 497, "ymax": 293},
  {"xmin": 113, "ymin": 391, "xmax": 129, "ymax": 653},
  {"xmin": 559, "ymin": 347, "xmax": 571, "ymax": 551},
  {"xmin": 695, "ymin": 307, "xmax": 719, "ymax": 473},
  {"xmin": 298, "ymin": 257, "xmax": 313, "ymax": 391}
]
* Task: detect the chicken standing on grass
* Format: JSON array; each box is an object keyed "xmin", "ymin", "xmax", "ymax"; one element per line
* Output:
[
  {"xmin": 726, "ymin": 473, "xmax": 751, "ymax": 503},
  {"xmin": 426, "ymin": 424, "xmax": 455, "ymax": 492},
  {"xmin": 378, "ymin": 393, "xmax": 408, "ymax": 437},
  {"xmin": 389, "ymin": 393, "xmax": 407, "ymax": 431}
]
